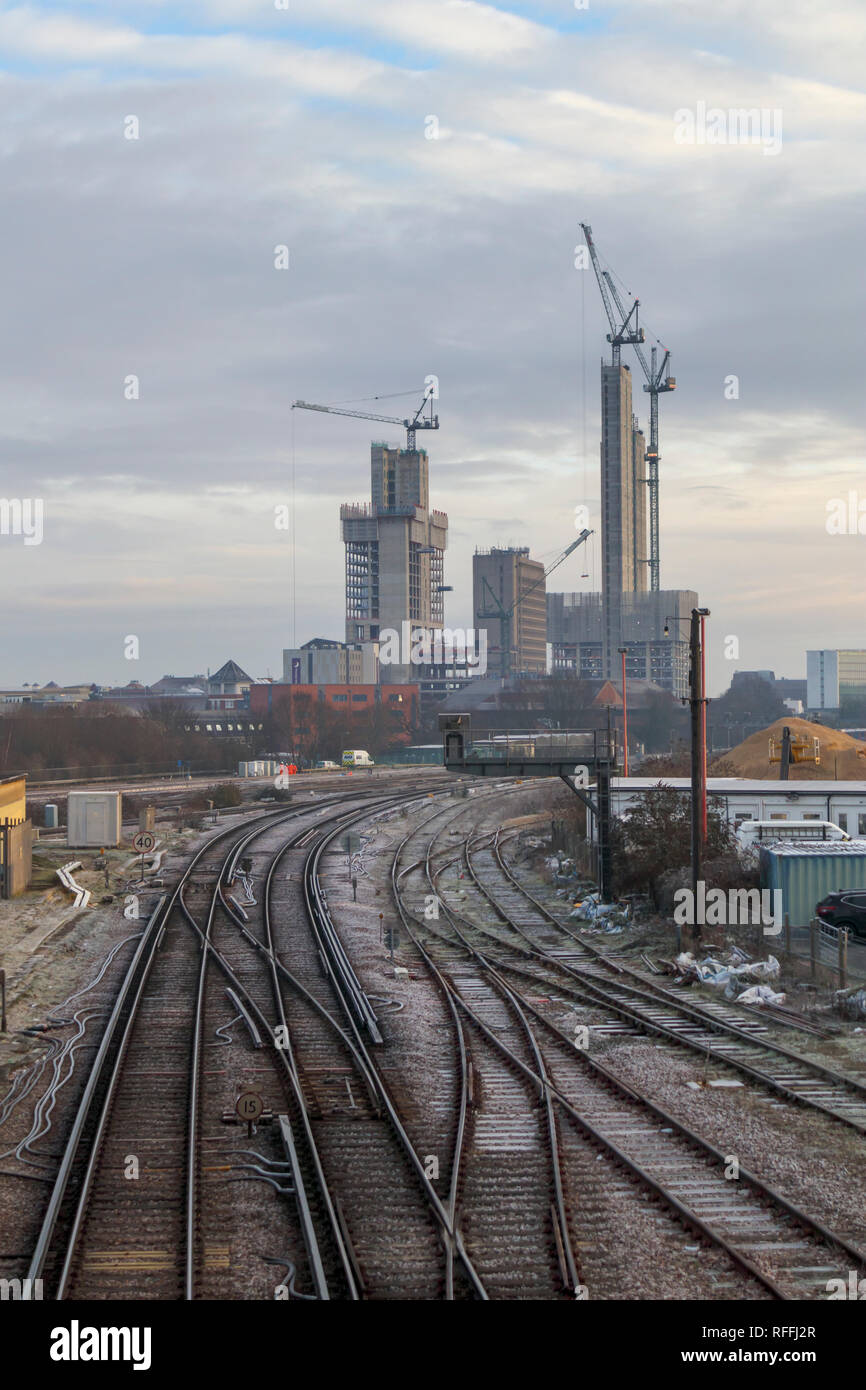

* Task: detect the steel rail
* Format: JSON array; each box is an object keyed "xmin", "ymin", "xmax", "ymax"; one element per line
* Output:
[
  {"xmin": 462, "ymin": 833, "xmax": 866, "ymax": 1133},
  {"xmin": 184, "ymin": 789, "xmax": 434, "ymax": 1298},
  {"xmin": 26, "ymin": 794, "xmax": 388, "ymax": 1299},
  {"xmin": 389, "ymin": 794, "xmax": 505, "ymax": 1298},
  {"xmin": 389, "ymin": 785, "xmax": 582, "ymax": 1296},
  {"xmin": 217, "ymin": 782, "xmax": 483, "ymax": 1297},
  {"xmin": 440, "ymin": 826, "xmax": 866, "ymax": 1291},
  {"xmin": 417, "ymin": 831, "xmax": 791, "ymax": 1296},
  {"xmin": 302, "ymin": 788, "xmax": 492, "ymax": 1299}
]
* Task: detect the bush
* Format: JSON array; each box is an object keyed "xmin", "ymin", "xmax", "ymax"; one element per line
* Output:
[
  {"xmin": 611, "ymin": 784, "xmax": 737, "ymax": 906},
  {"xmin": 209, "ymin": 782, "xmax": 243, "ymax": 809}
]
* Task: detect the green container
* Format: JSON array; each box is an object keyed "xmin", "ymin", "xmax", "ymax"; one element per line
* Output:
[{"xmin": 760, "ymin": 842, "xmax": 866, "ymax": 927}]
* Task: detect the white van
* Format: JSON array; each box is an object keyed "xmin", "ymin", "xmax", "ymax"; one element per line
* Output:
[
  {"xmin": 342, "ymin": 749, "xmax": 375, "ymax": 769},
  {"xmin": 735, "ymin": 819, "xmax": 850, "ymax": 849}
]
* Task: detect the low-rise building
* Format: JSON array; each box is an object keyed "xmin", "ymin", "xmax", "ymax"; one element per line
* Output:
[
  {"xmin": 282, "ymin": 638, "xmax": 379, "ymax": 686},
  {"xmin": 585, "ymin": 777, "xmax": 866, "ymax": 845}
]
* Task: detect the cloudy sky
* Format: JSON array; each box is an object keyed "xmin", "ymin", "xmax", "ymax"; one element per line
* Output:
[{"xmin": 1, "ymin": 0, "xmax": 863, "ymax": 694}]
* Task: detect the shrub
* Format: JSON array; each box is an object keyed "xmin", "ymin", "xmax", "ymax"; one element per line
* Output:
[{"xmin": 209, "ymin": 782, "xmax": 243, "ymax": 809}]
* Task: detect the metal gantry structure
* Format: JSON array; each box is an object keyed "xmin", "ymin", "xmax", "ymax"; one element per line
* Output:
[
  {"xmin": 477, "ymin": 529, "xmax": 593, "ymax": 683},
  {"xmin": 580, "ymin": 223, "xmax": 676, "ymax": 593},
  {"xmin": 292, "ymin": 385, "xmax": 439, "ymax": 452}
]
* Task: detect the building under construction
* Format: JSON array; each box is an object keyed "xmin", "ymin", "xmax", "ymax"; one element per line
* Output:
[
  {"xmin": 547, "ymin": 224, "xmax": 698, "ymax": 699},
  {"xmin": 547, "ymin": 588, "xmax": 696, "ymax": 697},
  {"xmin": 340, "ymin": 443, "xmax": 448, "ymax": 683},
  {"xmin": 472, "ymin": 547, "xmax": 547, "ymax": 679}
]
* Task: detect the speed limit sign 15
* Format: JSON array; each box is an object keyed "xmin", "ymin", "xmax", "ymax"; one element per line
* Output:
[{"xmin": 235, "ymin": 1092, "xmax": 263, "ymax": 1122}]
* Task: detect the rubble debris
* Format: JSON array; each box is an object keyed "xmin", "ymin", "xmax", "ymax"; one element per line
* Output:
[
  {"xmin": 833, "ymin": 986, "xmax": 866, "ymax": 1021},
  {"xmin": 568, "ymin": 893, "xmax": 630, "ymax": 931},
  {"xmin": 671, "ymin": 948, "xmax": 782, "ymax": 995},
  {"xmin": 736, "ymin": 984, "xmax": 787, "ymax": 1006}
]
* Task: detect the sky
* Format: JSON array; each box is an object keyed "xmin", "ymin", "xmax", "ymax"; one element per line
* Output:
[{"xmin": 1, "ymin": 0, "xmax": 864, "ymax": 695}]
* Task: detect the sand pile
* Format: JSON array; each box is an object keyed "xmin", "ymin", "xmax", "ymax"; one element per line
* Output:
[{"xmin": 713, "ymin": 717, "xmax": 866, "ymax": 781}]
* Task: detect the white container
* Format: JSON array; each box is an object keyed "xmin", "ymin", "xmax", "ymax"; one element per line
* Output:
[{"xmin": 67, "ymin": 791, "xmax": 123, "ymax": 847}]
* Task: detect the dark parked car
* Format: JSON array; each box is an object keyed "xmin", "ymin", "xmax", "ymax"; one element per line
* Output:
[{"xmin": 815, "ymin": 891, "xmax": 866, "ymax": 941}]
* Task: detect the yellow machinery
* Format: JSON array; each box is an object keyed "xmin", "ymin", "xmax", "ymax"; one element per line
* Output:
[{"xmin": 768, "ymin": 727, "xmax": 820, "ymax": 779}]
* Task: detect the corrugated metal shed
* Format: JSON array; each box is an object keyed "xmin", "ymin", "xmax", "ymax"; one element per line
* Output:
[{"xmin": 760, "ymin": 841, "xmax": 866, "ymax": 927}]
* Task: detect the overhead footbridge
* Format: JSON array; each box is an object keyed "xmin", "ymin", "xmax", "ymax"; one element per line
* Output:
[{"xmin": 440, "ymin": 715, "xmax": 619, "ymax": 780}]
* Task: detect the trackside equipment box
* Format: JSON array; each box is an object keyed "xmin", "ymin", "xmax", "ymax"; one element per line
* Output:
[{"xmin": 67, "ymin": 791, "xmax": 123, "ymax": 848}]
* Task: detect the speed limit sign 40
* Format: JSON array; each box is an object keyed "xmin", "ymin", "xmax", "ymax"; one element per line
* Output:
[{"xmin": 132, "ymin": 831, "xmax": 156, "ymax": 854}]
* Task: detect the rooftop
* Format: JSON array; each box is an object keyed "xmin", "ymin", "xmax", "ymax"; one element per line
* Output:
[{"xmin": 614, "ymin": 778, "xmax": 866, "ymax": 795}]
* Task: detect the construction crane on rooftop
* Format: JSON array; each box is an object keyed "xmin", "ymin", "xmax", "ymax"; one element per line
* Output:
[
  {"xmin": 478, "ymin": 529, "xmax": 593, "ymax": 684},
  {"xmin": 580, "ymin": 223, "xmax": 676, "ymax": 593},
  {"xmin": 580, "ymin": 223, "xmax": 646, "ymax": 366},
  {"xmin": 292, "ymin": 384, "xmax": 439, "ymax": 452}
]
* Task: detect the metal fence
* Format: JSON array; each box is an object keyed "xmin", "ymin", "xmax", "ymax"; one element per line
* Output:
[
  {"xmin": 785, "ymin": 918, "xmax": 866, "ymax": 988},
  {"xmin": 0, "ymin": 818, "xmax": 33, "ymax": 899},
  {"xmin": 23, "ymin": 760, "xmax": 235, "ymax": 786}
]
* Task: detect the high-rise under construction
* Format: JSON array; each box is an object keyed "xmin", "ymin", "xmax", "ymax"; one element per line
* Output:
[
  {"xmin": 547, "ymin": 222, "xmax": 696, "ymax": 698},
  {"xmin": 600, "ymin": 361, "xmax": 649, "ymax": 678},
  {"xmin": 340, "ymin": 443, "xmax": 448, "ymax": 682},
  {"xmin": 546, "ymin": 356, "xmax": 695, "ymax": 701}
]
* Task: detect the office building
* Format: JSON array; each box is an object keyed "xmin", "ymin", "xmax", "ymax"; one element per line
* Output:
[
  {"xmin": 807, "ymin": 650, "xmax": 866, "ymax": 711},
  {"xmin": 473, "ymin": 547, "xmax": 547, "ymax": 680},
  {"xmin": 283, "ymin": 637, "xmax": 379, "ymax": 686}
]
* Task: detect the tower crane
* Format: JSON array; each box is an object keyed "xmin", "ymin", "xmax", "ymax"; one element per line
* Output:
[
  {"xmin": 601, "ymin": 269, "xmax": 676, "ymax": 594},
  {"xmin": 478, "ymin": 529, "xmax": 592, "ymax": 683},
  {"xmin": 580, "ymin": 223, "xmax": 645, "ymax": 365},
  {"xmin": 579, "ymin": 223, "xmax": 676, "ymax": 593},
  {"xmin": 292, "ymin": 384, "xmax": 439, "ymax": 451}
]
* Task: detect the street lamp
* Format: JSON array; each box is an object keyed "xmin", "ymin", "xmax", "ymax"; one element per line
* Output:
[{"xmin": 618, "ymin": 647, "xmax": 629, "ymax": 776}]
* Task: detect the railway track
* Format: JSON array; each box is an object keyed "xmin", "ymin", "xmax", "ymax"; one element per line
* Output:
[
  {"xmin": 22, "ymin": 783, "xmax": 500, "ymax": 1301},
  {"xmin": 222, "ymin": 791, "xmax": 489, "ymax": 1299},
  {"xmin": 23, "ymin": 786, "xmax": 460, "ymax": 1300},
  {"xmin": 460, "ymin": 833, "xmax": 866, "ymax": 1135},
  {"xmin": 25, "ymin": 803, "xmax": 328, "ymax": 1299},
  {"xmin": 18, "ymin": 778, "xmax": 865, "ymax": 1300},
  {"xmin": 387, "ymin": 797, "xmax": 866, "ymax": 1300},
  {"xmin": 390, "ymin": 793, "xmax": 585, "ymax": 1299}
]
